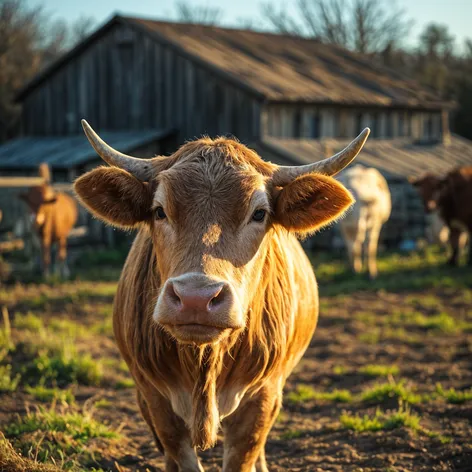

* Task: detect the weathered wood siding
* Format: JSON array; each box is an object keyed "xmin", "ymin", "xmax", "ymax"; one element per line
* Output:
[
  {"xmin": 21, "ymin": 23, "xmax": 262, "ymax": 144},
  {"xmin": 264, "ymin": 104, "xmax": 444, "ymax": 141}
]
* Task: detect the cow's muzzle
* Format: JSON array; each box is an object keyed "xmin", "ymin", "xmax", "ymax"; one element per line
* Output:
[{"xmin": 154, "ymin": 273, "xmax": 243, "ymax": 344}]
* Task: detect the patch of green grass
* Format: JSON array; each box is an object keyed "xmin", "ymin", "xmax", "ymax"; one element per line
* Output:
[
  {"xmin": 333, "ymin": 365, "xmax": 348, "ymax": 375},
  {"xmin": 115, "ymin": 377, "xmax": 135, "ymax": 389},
  {"xmin": 91, "ymin": 317, "xmax": 113, "ymax": 336},
  {"xmin": 287, "ymin": 385, "xmax": 352, "ymax": 404},
  {"xmin": 358, "ymin": 331, "xmax": 380, "ymax": 344},
  {"xmin": 0, "ymin": 432, "xmax": 61, "ymax": 472},
  {"xmin": 25, "ymin": 385, "xmax": 75, "ymax": 403},
  {"xmin": 5, "ymin": 406, "xmax": 118, "ymax": 442},
  {"xmin": 0, "ymin": 364, "xmax": 21, "ymax": 392},
  {"xmin": 48, "ymin": 319, "xmax": 88, "ymax": 338},
  {"xmin": 436, "ymin": 384, "xmax": 472, "ymax": 404},
  {"xmin": 360, "ymin": 380, "xmax": 422, "ymax": 404},
  {"xmin": 94, "ymin": 399, "xmax": 112, "ymax": 409},
  {"xmin": 313, "ymin": 246, "xmax": 472, "ymax": 296},
  {"xmin": 22, "ymin": 347, "xmax": 103, "ymax": 387},
  {"xmin": 359, "ymin": 364, "xmax": 399, "ymax": 378},
  {"xmin": 340, "ymin": 405, "xmax": 421, "ymax": 433},
  {"xmin": 13, "ymin": 313, "xmax": 45, "ymax": 332},
  {"xmin": 281, "ymin": 429, "xmax": 304, "ymax": 439}
]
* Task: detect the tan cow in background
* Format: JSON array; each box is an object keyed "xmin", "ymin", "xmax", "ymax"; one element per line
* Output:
[
  {"xmin": 338, "ymin": 165, "xmax": 392, "ymax": 279},
  {"xmin": 74, "ymin": 120, "xmax": 370, "ymax": 472},
  {"xmin": 19, "ymin": 163, "xmax": 78, "ymax": 277}
]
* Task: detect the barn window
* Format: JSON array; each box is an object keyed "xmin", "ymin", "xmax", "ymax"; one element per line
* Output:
[
  {"xmin": 311, "ymin": 112, "xmax": 321, "ymax": 138},
  {"xmin": 293, "ymin": 109, "xmax": 302, "ymax": 138},
  {"xmin": 355, "ymin": 112, "xmax": 363, "ymax": 134},
  {"xmin": 272, "ymin": 108, "xmax": 282, "ymax": 137},
  {"xmin": 372, "ymin": 113, "xmax": 380, "ymax": 138},
  {"xmin": 398, "ymin": 113, "xmax": 405, "ymax": 137},
  {"xmin": 386, "ymin": 113, "xmax": 393, "ymax": 138},
  {"xmin": 426, "ymin": 114, "xmax": 433, "ymax": 139}
]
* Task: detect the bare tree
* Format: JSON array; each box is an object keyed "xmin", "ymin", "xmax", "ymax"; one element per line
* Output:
[
  {"xmin": 0, "ymin": 0, "xmax": 95, "ymax": 140},
  {"xmin": 262, "ymin": 0, "xmax": 413, "ymax": 54},
  {"xmin": 0, "ymin": 0, "xmax": 44, "ymax": 140},
  {"xmin": 175, "ymin": 1, "xmax": 223, "ymax": 25}
]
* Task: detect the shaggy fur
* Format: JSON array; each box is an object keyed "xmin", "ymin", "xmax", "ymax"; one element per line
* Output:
[{"xmin": 74, "ymin": 137, "xmax": 355, "ymax": 472}]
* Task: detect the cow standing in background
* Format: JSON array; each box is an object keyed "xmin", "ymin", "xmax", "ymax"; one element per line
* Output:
[
  {"xmin": 411, "ymin": 167, "xmax": 472, "ymax": 266},
  {"xmin": 19, "ymin": 163, "xmax": 78, "ymax": 277},
  {"xmin": 338, "ymin": 165, "xmax": 391, "ymax": 279},
  {"xmin": 74, "ymin": 120, "xmax": 370, "ymax": 472}
]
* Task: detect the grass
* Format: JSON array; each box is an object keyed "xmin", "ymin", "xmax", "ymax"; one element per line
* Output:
[
  {"xmin": 360, "ymin": 380, "xmax": 422, "ymax": 404},
  {"xmin": 0, "ymin": 363, "xmax": 21, "ymax": 392},
  {"xmin": 287, "ymin": 385, "xmax": 353, "ymax": 404},
  {"xmin": 340, "ymin": 405, "xmax": 451, "ymax": 443},
  {"xmin": 22, "ymin": 347, "xmax": 103, "ymax": 388},
  {"xmin": 340, "ymin": 405, "xmax": 420, "ymax": 432},
  {"xmin": 13, "ymin": 313, "xmax": 44, "ymax": 332},
  {"xmin": 6, "ymin": 407, "xmax": 118, "ymax": 441},
  {"xmin": 436, "ymin": 384, "xmax": 472, "ymax": 404},
  {"xmin": 0, "ymin": 433, "xmax": 61, "ymax": 472},
  {"xmin": 333, "ymin": 365, "xmax": 348, "ymax": 375},
  {"xmin": 281, "ymin": 429, "xmax": 305, "ymax": 440},
  {"xmin": 359, "ymin": 364, "xmax": 400, "ymax": 378},
  {"xmin": 115, "ymin": 377, "xmax": 135, "ymax": 389},
  {"xmin": 94, "ymin": 399, "xmax": 112, "ymax": 409},
  {"xmin": 5, "ymin": 406, "xmax": 119, "ymax": 469},
  {"xmin": 25, "ymin": 385, "xmax": 75, "ymax": 403},
  {"xmin": 314, "ymin": 246, "xmax": 472, "ymax": 296}
]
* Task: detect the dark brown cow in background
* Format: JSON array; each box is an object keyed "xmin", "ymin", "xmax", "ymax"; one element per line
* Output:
[
  {"xmin": 19, "ymin": 163, "xmax": 78, "ymax": 277},
  {"xmin": 74, "ymin": 120, "xmax": 370, "ymax": 472},
  {"xmin": 411, "ymin": 166, "xmax": 472, "ymax": 266}
]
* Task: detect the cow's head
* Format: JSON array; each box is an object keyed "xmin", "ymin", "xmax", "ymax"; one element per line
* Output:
[
  {"xmin": 19, "ymin": 164, "xmax": 57, "ymax": 228},
  {"xmin": 75, "ymin": 121, "xmax": 369, "ymax": 345},
  {"xmin": 410, "ymin": 174, "xmax": 445, "ymax": 212}
]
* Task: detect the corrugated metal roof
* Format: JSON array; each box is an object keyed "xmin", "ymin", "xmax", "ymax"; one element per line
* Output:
[
  {"xmin": 0, "ymin": 130, "xmax": 169, "ymax": 170},
  {"xmin": 261, "ymin": 135, "xmax": 472, "ymax": 179}
]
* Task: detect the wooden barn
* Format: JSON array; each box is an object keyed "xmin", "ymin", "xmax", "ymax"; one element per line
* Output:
[{"xmin": 1, "ymin": 13, "xmax": 472, "ymax": 248}]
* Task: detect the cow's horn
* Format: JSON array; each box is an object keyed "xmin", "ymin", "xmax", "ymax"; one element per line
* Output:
[
  {"xmin": 272, "ymin": 128, "xmax": 370, "ymax": 186},
  {"xmin": 81, "ymin": 120, "xmax": 155, "ymax": 181}
]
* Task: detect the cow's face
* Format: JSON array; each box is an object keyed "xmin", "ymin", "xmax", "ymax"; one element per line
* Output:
[
  {"xmin": 19, "ymin": 186, "xmax": 57, "ymax": 228},
  {"xmin": 410, "ymin": 175, "xmax": 444, "ymax": 212},
  {"xmin": 75, "ymin": 138, "xmax": 356, "ymax": 345}
]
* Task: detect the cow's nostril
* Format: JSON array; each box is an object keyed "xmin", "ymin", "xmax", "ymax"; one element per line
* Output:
[
  {"xmin": 167, "ymin": 283, "xmax": 182, "ymax": 306},
  {"xmin": 209, "ymin": 286, "xmax": 225, "ymax": 309}
]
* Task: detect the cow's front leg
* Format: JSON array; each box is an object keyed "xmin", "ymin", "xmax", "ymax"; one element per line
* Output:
[
  {"xmin": 140, "ymin": 388, "xmax": 204, "ymax": 472},
  {"xmin": 222, "ymin": 387, "xmax": 281, "ymax": 472},
  {"xmin": 40, "ymin": 239, "xmax": 51, "ymax": 278},
  {"xmin": 447, "ymin": 227, "xmax": 462, "ymax": 266}
]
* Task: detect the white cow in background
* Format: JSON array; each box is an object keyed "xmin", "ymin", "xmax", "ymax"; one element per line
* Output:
[{"xmin": 338, "ymin": 165, "xmax": 391, "ymax": 279}]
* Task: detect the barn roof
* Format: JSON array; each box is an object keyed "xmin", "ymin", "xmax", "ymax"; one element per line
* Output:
[
  {"xmin": 16, "ymin": 15, "xmax": 452, "ymax": 110},
  {"xmin": 260, "ymin": 135, "xmax": 472, "ymax": 180},
  {"xmin": 0, "ymin": 129, "xmax": 167, "ymax": 170}
]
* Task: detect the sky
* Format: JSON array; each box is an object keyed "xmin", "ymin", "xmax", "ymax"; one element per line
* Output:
[{"xmin": 30, "ymin": 0, "xmax": 472, "ymax": 48}]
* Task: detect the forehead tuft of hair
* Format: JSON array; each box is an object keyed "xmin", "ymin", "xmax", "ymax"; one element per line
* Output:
[{"xmin": 164, "ymin": 137, "xmax": 276, "ymax": 176}]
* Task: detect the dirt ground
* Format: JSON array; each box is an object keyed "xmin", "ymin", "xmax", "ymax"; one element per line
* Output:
[{"xmin": 1, "ymin": 260, "xmax": 472, "ymax": 471}]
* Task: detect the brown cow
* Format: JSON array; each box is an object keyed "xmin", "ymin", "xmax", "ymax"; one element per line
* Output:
[
  {"xmin": 74, "ymin": 121, "xmax": 370, "ymax": 472},
  {"xmin": 411, "ymin": 166, "xmax": 472, "ymax": 266},
  {"xmin": 20, "ymin": 164, "xmax": 78, "ymax": 277}
]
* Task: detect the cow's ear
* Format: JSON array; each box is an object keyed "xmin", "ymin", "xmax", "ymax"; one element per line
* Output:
[
  {"xmin": 274, "ymin": 173, "xmax": 354, "ymax": 234},
  {"xmin": 74, "ymin": 167, "xmax": 153, "ymax": 228}
]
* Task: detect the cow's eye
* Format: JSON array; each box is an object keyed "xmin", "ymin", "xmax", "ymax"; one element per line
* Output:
[
  {"xmin": 155, "ymin": 207, "xmax": 167, "ymax": 220},
  {"xmin": 251, "ymin": 209, "xmax": 266, "ymax": 222}
]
